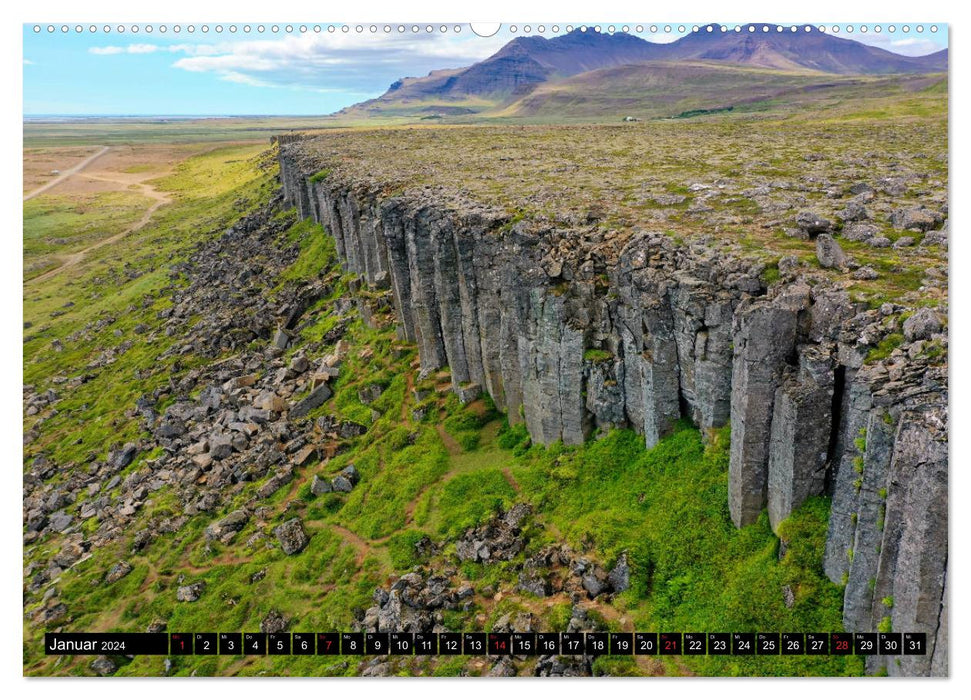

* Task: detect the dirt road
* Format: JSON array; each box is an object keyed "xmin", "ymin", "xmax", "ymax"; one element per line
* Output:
[
  {"xmin": 26, "ymin": 176, "xmax": 171, "ymax": 284},
  {"xmin": 23, "ymin": 145, "xmax": 110, "ymax": 201}
]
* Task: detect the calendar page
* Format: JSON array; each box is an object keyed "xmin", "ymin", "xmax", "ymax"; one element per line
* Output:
[{"xmin": 21, "ymin": 11, "xmax": 949, "ymax": 682}]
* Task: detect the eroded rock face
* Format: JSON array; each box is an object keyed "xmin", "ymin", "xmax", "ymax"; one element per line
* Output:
[{"xmin": 279, "ymin": 145, "xmax": 948, "ymax": 676}]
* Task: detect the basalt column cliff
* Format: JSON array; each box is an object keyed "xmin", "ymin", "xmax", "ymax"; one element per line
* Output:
[{"xmin": 279, "ymin": 138, "xmax": 947, "ymax": 676}]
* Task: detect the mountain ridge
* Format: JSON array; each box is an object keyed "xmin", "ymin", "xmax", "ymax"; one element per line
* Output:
[{"xmin": 338, "ymin": 25, "xmax": 947, "ymax": 119}]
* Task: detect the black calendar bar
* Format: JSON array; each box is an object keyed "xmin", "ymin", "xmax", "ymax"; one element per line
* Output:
[
  {"xmin": 42, "ymin": 631, "xmax": 928, "ymax": 656},
  {"xmin": 45, "ymin": 633, "xmax": 169, "ymax": 655}
]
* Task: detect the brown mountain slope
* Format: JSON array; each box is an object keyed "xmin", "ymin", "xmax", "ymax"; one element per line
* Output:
[
  {"xmin": 337, "ymin": 25, "xmax": 948, "ymax": 120},
  {"xmin": 499, "ymin": 62, "xmax": 944, "ymax": 119}
]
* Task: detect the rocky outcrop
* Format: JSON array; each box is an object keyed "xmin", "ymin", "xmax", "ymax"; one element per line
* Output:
[{"xmin": 279, "ymin": 143, "xmax": 948, "ymax": 676}]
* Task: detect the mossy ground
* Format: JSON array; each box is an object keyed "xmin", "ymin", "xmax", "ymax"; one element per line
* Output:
[{"xmin": 295, "ymin": 96, "xmax": 947, "ymax": 309}]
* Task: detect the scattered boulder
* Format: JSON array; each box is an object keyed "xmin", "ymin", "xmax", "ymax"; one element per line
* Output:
[
  {"xmin": 903, "ymin": 308, "xmax": 943, "ymax": 342},
  {"xmin": 310, "ymin": 474, "xmax": 333, "ymax": 496},
  {"xmin": 48, "ymin": 510, "xmax": 73, "ymax": 533},
  {"xmin": 255, "ymin": 391, "xmax": 286, "ymax": 413},
  {"xmin": 331, "ymin": 475, "xmax": 354, "ymax": 493},
  {"xmin": 104, "ymin": 560, "xmax": 133, "ymax": 584},
  {"xmin": 890, "ymin": 206, "xmax": 943, "ymax": 232},
  {"xmin": 853, "ymin": 266, "xmax": 880, "ymax": 281},
  {"xmin": 274, "ymin": 518, "xmax": 309, "ymax": 555},
  {"xmin": 358, "ymin": 383, "xmax": 385, "ymax": 405},
  {"xmin": 146, "ymin": 620, "xmax": 167, "ymax": 634},
  {"xmin": 208, "ymin": 432, "xmax": 234, "ymax": 460},
  {"xmin": 777, "ymin": 255, "xmax": 801, "ymax": 277},
  {"xmin": 840, "ymin": 200, "xmax": 869, "ymax": 222},
  {"xmin": 796, "ymin": 211, "xmax": 833, "ymax": 236},
  {"xmin": 923, "ymin": 229, "xmax": 948, "ymax": 248},
  {"xmin": 109, "ymin": 443, "xmax": 139, "ymax": 470},
  {"xmin": 271, "ymin": 329, "xmax": 291, "ymax": 350},
  {"xmin": 205, "ymin": 509, "xmax": 249, "ymax": 541},
  {"xmin": 815, "ymin": 234, "xmax": 846, "ymax": 269},
  {"xmin": 457, "ymin": 383, "xmax": 482, "ymax": 405},
  {"xmin": 54, "ymin": 539, "xmax": 85, "ymax": 568},
  {"xmin": 337, "ymin": 421, "xmax": 367, "ymax": 438},
  {"xmin": 488, "ymin": 657, "xmax": 517, "ymax": 677},
  {"xmin": 176, "ymin": 582, "xmax": 205, "ymax": 602},
  {"xmin": 456, "ymin": 504, "xmax": 530, "ymax": 563},
  {"xmin": 841, "ymin": 222, "xmax": 880, "ymax": 242},
  {"xmin": 581, "ymin": 569, "xmax": 609, "ymax": 599},
  {"xmin": 607, "ymin": 553, "xmax": 631, "ymax": 593},
  {"xmin": 90, "ymin": 656, "xmax": 118, "ymax": 676},
  {"xmin": 260, "ymin": 610, "xmax": 289, "ymax": 633},
  {"xmin": 518, "ymin": 570, "xmax": 552, "ymax": 597},
  {"xmin": 290, "ymin": 383, "xmax": 333, "ymax": 419},
  {"xmin": 156, "ymin": 418, "xmax": 186, "ymax": 439},
  {"xmin": 339, "ymin": 464, "xmax": 360, "ymax": 485}
]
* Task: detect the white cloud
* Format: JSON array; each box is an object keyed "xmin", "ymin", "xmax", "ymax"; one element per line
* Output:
[
  {"xmin": 853, "ymin": 33, "xmax": 946, "ymax": 57},
  {"xmin": 23, "ymin": 58, "xmax": 34, "ymax": 65},
  {"xmin": 92, "ymin": 32, "xmax": 509, "ymax": 95},
  {"xmin": 127, "ymin": 43, "xmax": 161, "ymax": 54},
  {"xmin": 88, "ymin": 43, "xmax": 192, "ymax": 56}
]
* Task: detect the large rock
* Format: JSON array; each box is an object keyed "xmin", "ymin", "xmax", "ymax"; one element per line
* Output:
[
  {"xmin": 884, "ymin": 411, "xmax": 948, "ymax": 677},
  {"xmin": 331, "ymin": 475, "xmax": 354, "ymax": 493},
  {"xmin": 607, "ymin": 552, "xmax": 631, "ymax": 593},
  {"xmin": 890, "ymin": 207, "xmax": 943, "ymax": 232},
  {"xmin": 48, "ymin": 510, "xmax": 73, "ymax": 533},
  {"xmin": 260, "ymin": 610, "xmax": 290, "ymax": 633},
  {"xmin": 109, "ymin": 443, "xmax": 139, "ymax": 470},
  {"xmin": 795, "ymin": 211, "xmax": 833, "ymax": 236},
  {"xmin": 208, "ymin": 432, "xmax": 234, "ymax": 460},
  {"xmin": 289, "ymin": 383, "xmax": 332, "ymax": 419},
  {"xmin": 902, "ymin": 308, "xmax": 942, "ymax": 341},
  {"xmin": 339, "ymin": 464, "xmax": 360, "ymax": 485},
  {"xmin": 843, "ymin": 408, "xmax": 895, "ymax": 633},
  {"xmin": 271, "ymin": 328, "xmax": 291, "ymax": 350},
  {"xmin": 278, "ymin": 147, "xmax": 949, "ymax": 677},
  {"xmin": 840, "ymin": 200, "xmax": 869, "ymax": 222},
  {"xmin": 815, "ymin": 234, "xmax": 846, "ymax": 269},
  {"xmin": 176, "ymin": 582, "xmax": 205, "ymax": 602},
  {"xmin": 104, "ymin": 560, "xmax": 133, "ymax": 584},
  {"xmin": 90, "ymin": 656, "xmax": 118, "ymax": 676},
  {"xmin": 274, "ymin": 518, "xmax": 309, "ymax": 555},
  {"xmin": 310, "ymin": 474, "xmax": 332, "ymax": 496},
  {"xmin": 205, "ymin": 509, "xmax": 249, "ymax": 541},
  {"xmin": 455, "ymin": 505, "xmax": 529, "ymax": 563},
  {"xmin": 842, "ymin": 222, "xmax": 880, "ymax": 242}
]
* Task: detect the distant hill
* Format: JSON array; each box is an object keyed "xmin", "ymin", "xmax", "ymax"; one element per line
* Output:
[
  {"xmin": 346, "ymin": 28, "xmax": 669, "ymax": 114},
  {"xmin": 663, "ymin": 24, "xmax": 948, "ymax": 74},
  {"xmin": 337, "ymin": 24, "xmax": 948, "ymax": 120},
  {"xmin": 499, "ymin": 63, "xmax": 943, "ymax": 119}
]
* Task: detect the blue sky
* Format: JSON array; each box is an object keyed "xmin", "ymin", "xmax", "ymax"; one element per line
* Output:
[{"xmin": 22, "ymin": 23, "xmax": 949, "ymax": 116}]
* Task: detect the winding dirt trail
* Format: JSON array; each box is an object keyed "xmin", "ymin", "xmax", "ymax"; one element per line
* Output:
[
  {"xmin": 329, "ymin": 524, "xmax": 376, "ymax": 566},
  {"xmin": 26, "ymin": 175, "xmax": 171, "ymax": 285},
  {"xmin": 23, "ymin": 145, "xmax": 110, "ymax": 201}
]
